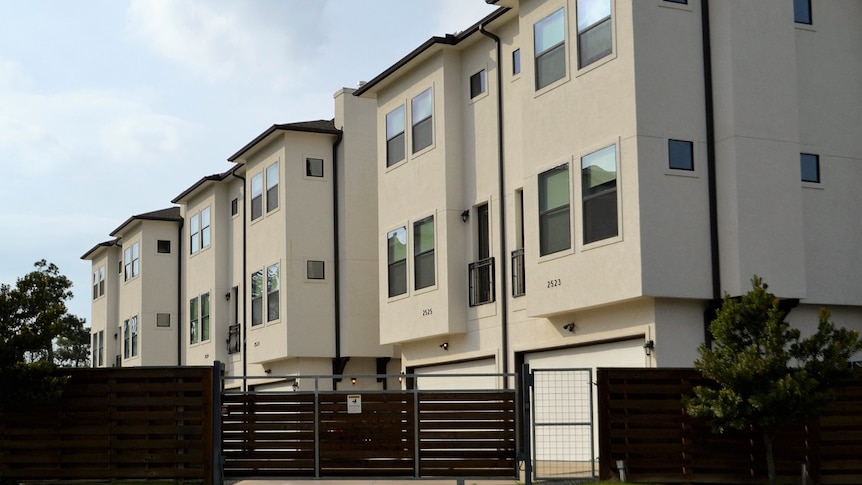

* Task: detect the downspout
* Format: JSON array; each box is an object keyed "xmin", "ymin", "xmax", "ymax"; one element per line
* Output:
[
  {"xmin": 332, "ymin": 131, "xmax": 345, "ymax": 390},
  {"xmin": 479, "ymin": 16, "xmax": 510, "ymax": 389},
  {"xmin": 177, "ymin": 221, "xmax": 183, "ymax": 366},
  {"xmin": 232, "ymin": 171, "xmax": 248, "ymax": 390},
  {"xmin": 701, "ymin": 0, "xmax": 721, "ymax": 345}
]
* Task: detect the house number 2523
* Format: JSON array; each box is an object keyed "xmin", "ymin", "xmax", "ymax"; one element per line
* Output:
[{"xmin": 547, "ymin": 279, "xmax": 561, "ymax": 288}]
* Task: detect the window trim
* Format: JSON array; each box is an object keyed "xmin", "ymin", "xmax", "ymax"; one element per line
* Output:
[
  {"xmin": 537, "ymin": 162, "xmax": 573, "ymax": 258},
  {"xmin": 250, "ymin": 172, "xmax": 263, "ymax": 221},
  {"xmin": 266, "ymin": 161, "xmax": 279, "ymax": 213},
  {"xmin": 123, "ymin": 241, "xmax": 140, "ymax": 282},
  {"xmin": 576, "ymin": 0, "xmax": 614, "ymax": 70},
  {"xmin": 579, "ymin": 142, "xmax": 622, "ymax": 248},
  {"xmin": 385, "ymin": 105, "xmax": 406, "ymax": 168}
]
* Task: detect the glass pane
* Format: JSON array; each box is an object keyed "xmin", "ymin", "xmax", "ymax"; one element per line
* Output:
[
  {"xmin": 414, "ymin": 217, "xmax": 435, "ymax": 255},
  {"xmin": 386, "ymin": 105, "xmax": 405, "ymax": 140},
  {"xmin": 794, "ymin": 0, "xmax": 811, "ymax": 24},
  {"xmin": 251, "ymin": 195, "xmax": 262, "ymax": 220},
  {"xmin": 201, "ymin": 293, "xmax": 210, "ymax": 317},
  {"xmin": 202, "ymin": 227, "xmax": 211, "ymax": 248},
  {"xmin": 306, "ymin": 158, "xmax": 324, "ymax": 177},
  {"xmin": 201, "ymin": 315, "xmax": 210, "ymax": 341},
  {"xmin": 470, "ymin": 70, "xmax": 486, "ymax": 98},
  {"xmin": 801, "ymin": 153, "xmax": 819, "ymax": 182},
  {"xmin": 412, "ymin": 117, "xmax": 433, "ymax": 153},
  {"xmin": 190, "ymin": 297, "xmax": 198, "ymax": 320},
  {"xmin": 513, "ymin": 48, "xmax": 521, "ymax": 75},
  {"xmin": 536, "ymin": 43, "xmax": 566, "ymax": 89},
  {"xmin": 539, "ymin": 165, "xmax": 570, "ymax": 212},
  {"xmin": 577, "ymin": 0, "xmax": 611, "ymax": 32},
  {"xmin": 201, "ymin": 207, "xmax": 210, "ymax": 227},
  {"xmin": 540, "ymin": 207, "xmax": 572, "ymax": 255},
  {"xmin": 578, "ymin": 17, "xmax": 612, "ymax": 67},
  {"xmin": 387, "ymin": 133, "xmax": 405, "ymax": 166},
  {"xmin": 132, "ymin": 242, "xmax": 139, "ymax": 259},
  {"xmin": 388, "ymin": 260, "xmax": 407, "ymax": 297},
  {"xmin": 267, "ymin": 290, "xmax": 279, "ymax": 321},
  {"xmin": 307, "ymin": 260, "xmax": 325, "ymax": 279},
  {"xmin": 267, "ymin": 185, "xmax": 278, "ymax": 212},
  {"xmin": 251, "ymin": 271, "xmax": 263, "ymax": 298},
  {"xmin": 415, "ymin": 251, "xmax": 435, "ymax": 289},
  {"xmin": 266, "ymin": 162, "xmax": 278, "ymax": 190},
  {"xmin": 388, "ymin": 227, "xmax": 407, "ymax": 263},
  {"xmin": 251, "ymin": 173, "xmax": 263, "ymax": 197},
  {"xmin": 267, "ymin": 264, "xmax": 280, "ymax": 293},
  {"xmin": 252, "ymin": 297, "xmax": 262, "ymax": 326},
  {"xmin": 412, "ymin": 88, "xmax": 433, "ymax": 124},
  {"xmin": 669, "ymin": 139, "xmax": 694, "ymax": 170},
  {"xmin": 190, "ymin": 213, "xmax": 199, "ymax": 233},
  {"xmin": 535, "ymin": 8, "xmax": 565, "ymax": 55},
  {"xmin": 584, "ymin": 190, "xmax": 618, "ymax": 243},
  {"xmin": 582, "ymin": 145, "xmax": 616, "ymax": 193}
]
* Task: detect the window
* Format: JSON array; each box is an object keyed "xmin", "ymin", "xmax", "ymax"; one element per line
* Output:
[
  {"xmin": 411, "ymin": 88, "xmax": 433, "ymax": 153},
  {"xmin": 794, "ymin": 0, "xmax": 812, "ymax": 24},
  {"xmin": 201, "ymin": 293, "xmax": 210, "ymax": 341},
  {"xmin": 414, "ymin": 216, "xmax": 435, "ymax": 290},
  {"xmin": 124, "ymin": 316, "xmax": 138, "ymax": 358},
  {"xmin": 190, "ymin": 297, "xmax": 199, "ymax": 344},
  {"xmin": 538, "ymin": 165, "xmax": 571, "ymax": 256},
  {"xmin": 231, "ymin": 198, "xmax": 238, "ymax": 216},
  {"xmin": 577, "ymin": 0, "xmax": 613, "ymax": 68},
  {"xmin": 470, "ymin": 69, "xmax": 486, "ymax": 99},
  {"xmin": 668, "ymin": 139, "xmax": 694, "ymax": 171},
  {"xmin": 534, "ymin": 8, "xmax": 566, "ymax": 90},
  {"xmin": 307, "ymin": 260, "xmax": 325, "ymax": 280},
  {"xmin": 92, "ymin": 330, "xmax": 104, "ymax": 367},
  {"xmin": 156, "ymin": 313, "xmax": 171, "ymax": 328},
  {"xmin": 387, "ymin": 227, "xmax": 407, "ymax": 297},
  {"xmin": 306, "ymin": 157, "xmax": 324, "ymax": 177},
  {"xmin": 190, "ymin": 213, "xmax": 200, "ymax": 253},
  {"xmin": 92, "ymin": 265, "xmax": 105, "ymax": 299},
  {"xmin": 251, "ymin": 173, "xmax": 263, "ymax": 220},
  {"xmin": 251, "ymin": 270, "xmax": 263, "ymax": 326},
  {"xmin": 801, "ymin": 153, "xmax": 820, "ymax": 183},
  {"xmin": 123, "ymin": 242, "xmax": 139, "ymax": 281},
  {"xmin": 664, "ymin": 0, "xmax": 687, "ymax": 3},
  {"xmin": 582, "ymin": 145, "xmax": 618, "ymax": 244},
  {"xmin": 266, "ymin": 162, "xmax": 279, "ymax": 213},
  {"xmin": 157, "ymin": 239, "xmax": 171, "ymax": 253},
  {"xmin": 267, "ymin": 263, "xmax": 280, "ymax": 322},
  {"xmin": 386, "ymin": 105, "xmax": 405, "ymax": 167},
  {"xmin": 201, "ymin": 207, "xmax": 211, "ymax": 248},
  {"xmin": 469, "ymin": 204, "xmax": 494, "ymax": 306},
  {"xmin": 512, "ymin": 48, "xmax": 521, "ymax": 75}
]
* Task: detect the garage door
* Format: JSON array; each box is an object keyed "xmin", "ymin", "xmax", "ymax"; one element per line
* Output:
[
  {"xmin": 413, "ymin": 358, "xmax": 499, "ymax": 390},
  {"xmin": 524, "ymin": 338, "xmax": 646, "ymax": 480}
]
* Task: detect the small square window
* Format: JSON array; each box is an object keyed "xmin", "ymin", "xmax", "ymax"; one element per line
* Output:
[
  {"xmin": 307, "ymin": 260, "xmax": 325, "ymax": 280},
  {"xmin": 156, "ymin": 313, "xmax": 171, "ymax": 327},
  {"xmin": 231, "ymin": 198, "xmax": 238, "ymax": 216},
  {"xmin": 470, "ymin": 70, "xmax": 486, "ymax": 99},
  {"xmin": 157, "ymin": 239, "xmax": 171, "ymax": 254},
  {"xmin": 668, "ymin": 139, "xmax": 694, "ymax": 171},
  {"xmin": 801, "ymin": 153, "xmax": 819, "ymax": 183},
  {"xmin": 512, "ymin": 49, "xmax": 521, "ymax": 75},
  {"xmin": 664, "ymin": 0, "xmax": 687, "ymax": 4},
  {"xmin": 306, "ymin": 157, "xmax": 324, "ymax": 177},
  {"xmin": 794, "ymin": 0, "xmax": 812, "ymax": 25}
]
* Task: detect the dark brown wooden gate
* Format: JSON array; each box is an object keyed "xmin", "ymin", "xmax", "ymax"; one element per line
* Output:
[{"xmin": 221, "ymin": 388, "xmax": 519, "ymax": 479}]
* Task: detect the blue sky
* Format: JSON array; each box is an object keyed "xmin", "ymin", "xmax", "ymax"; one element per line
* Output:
[{"xmin": 0, "ymin": 0, "xmax": 498, "ymax": 324}]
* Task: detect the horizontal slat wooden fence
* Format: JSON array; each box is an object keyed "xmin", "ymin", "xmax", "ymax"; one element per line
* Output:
[
  {"xmin": 0, "ymin": 367, "xmax": 213, "ymax": 483},
  {"xmin": 222, "ymin": 389, "xmax": 518, "ymax": 479},
  {"xmin": 597, "ymin": 368, "xmax": 862, "ymax": 484}
]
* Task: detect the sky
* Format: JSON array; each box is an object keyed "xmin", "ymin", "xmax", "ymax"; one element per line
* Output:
[{"xmin": 0, "ymin": 0, "xmax": 499, "ymax": 325}]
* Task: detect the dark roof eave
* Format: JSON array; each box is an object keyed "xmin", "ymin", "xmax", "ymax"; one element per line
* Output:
[
  {"xmin": 171, "ymin": 166, "xmax": 237, "ymax": 203},
  {"xmin": 109, "ymin": 207, "xmax": 183, "ymax": 237},
  {"xmin": 80, "ymin": 239, "xmax": 119, "ymax": 260},
  {"xmin": 354, "ymin": 7, "xmax": 509, "ymax": 97},
  {"xmin": 227, "ymin": 121, "xmax": 341, "ymax": 162}
]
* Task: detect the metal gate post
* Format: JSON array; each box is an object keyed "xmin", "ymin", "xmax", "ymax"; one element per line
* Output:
[
  {"xmin": 521, "ymin": 363, "xmax": 533, "ymax": 485},
  {"xmin": 212, "ymin": 361, "xmax": 224, "ymax": 485}
]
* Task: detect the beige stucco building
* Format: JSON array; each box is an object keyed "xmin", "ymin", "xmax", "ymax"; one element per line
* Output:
[{"xmin": 85, "ymin": 0, "xmax": 861, "ymax": 393}]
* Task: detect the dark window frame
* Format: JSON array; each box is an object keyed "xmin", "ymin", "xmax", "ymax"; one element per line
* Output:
[
  {"xmin": 470, "ymin": 69, "xmax": 487, "ymax": 99},
  {"xmin": 801, "ymin": 153, "xmax": 820, "ymax": 183},
  {"xmin": 668, "ymin": 139, "xmax": 694, "ymax": 171},
  {"xmin": 157, "ymin": 239, "xmax": 171, "ymax": 254},
  {"xmin": 794, "ymin": 0, "xmax": 812, "ymax": 25},
  {"xmin": 306, "ymin": 157, "xmax": 324, "ymax": 177}
]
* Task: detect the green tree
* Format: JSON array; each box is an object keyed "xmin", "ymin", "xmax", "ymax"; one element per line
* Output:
[
  {"xmin": 687, "ymin": 276, "xmax": 862, "ymax": 485},
  {"xmin": 0, "ymin": 260, "xmax": 89, "ymax": 408}
]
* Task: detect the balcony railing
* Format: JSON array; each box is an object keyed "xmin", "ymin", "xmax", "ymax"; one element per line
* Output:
[
  {"xmin": 511, "ymin": 248, "xmax": 525, "ymax": 297},
  {"xmin": 469, "ymin": 257, "xmax": 495, "ymax": 307},
  {"xmin": 227, "ymin": 324, "xmax": 241, "ymax": 354}
]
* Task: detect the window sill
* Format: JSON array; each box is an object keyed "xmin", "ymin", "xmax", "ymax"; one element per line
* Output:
[
  {"xmin": 657, "ymin": 0, "xmax": 693, "ymax": 13},
  {"xmin": 802, "ymin": 181, "xmax": 823, "ymax": 190},
  {"xmin": 581, "ymin": 233, "xmax": 623, "ymax": 252},
  {"xmin": 794, "ymin": 23, "xmax": 816, "ymax": 32},
  {"xmin": 533, "ymin": 74, "xmax": 570, "ymax": 99},
  {"xmin": 385, "ymin": 158, "xmax": 407, "ymax": 173},
  {"xmin": 575, "ymin": 51, "xmax": 616, "ymax": 78},
  {"xmin": 664, "ymin": 168, "xmax": 699, "ymax": 179}
]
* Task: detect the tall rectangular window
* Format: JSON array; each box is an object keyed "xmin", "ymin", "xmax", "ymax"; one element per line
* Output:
[
  {"xmin": 534, "ymin": 8, "xmax": 566, "ymax": 90},
  {"xmin": 231, "ymin": 198, "xmax": 238, "ymax": 216},
  {"xmin": 124, "ymin": 242, "xmax": 139, "ymax": 281},
  {"xmin": 201, "ymin": 207, "xmax": 211, "ymax": 248},
  {"xmin": 190, "ymin": 297, "xmax": 199, "ymax": 344},
  {"xmin": 123, "ymin": 319, "xmax": 130, "ymax": 358},
  {"xmin": 386, "ymin": 105, "xmax": 405, "ymax": 167},
  {"xmin": 512, "ymin": 48, "xmax": 521, "ymax": 75},
  {"xmin": 470, "ymin": 69, "xmax": 486, "ymax": 99},
  {"xmin": 190, "ymin": 213, "xmax": 200, "ymax": 254},
  {"xmin": 582, "ymin": 144, "xmax": 618, "ymax": 244},
  {"xmin": 411, "ymin": 88, "xmax": 433, "ymax": 153},
  {"xmin": 794, "ymin": 0, "xmax": 812, "ymax": 24},
  {"xmin": 668, "ymin": 139, "xmax": 694, "ymax": 171},
  {"xmin": 266, "ymin": 162, "xmax": 279, "ymax": 213},
  {"xmin": 414, "ymin": 216, "xmax": 435, "ymax": 290},
  {"xmin": 251, "ymin": 270, "xmax": 263, "ymax": 326},
  {"xmin": 387, "ymin": 227, "xmax": 407, "ymax": 297},
  {"xmin": 538, "ymin": 165, "xmax": 571, "ymax": 256},
  {"xmin": 130, "ymin": 315, "xmax": 138, "ymax": 357},
  {"xmin": 801, "ymin": 153, "xmax": 820, "ymax": 183},
  {"xmin": 577, "ymin": 0, "xmax": 612, "ymax": 68},
  {"xmin": 251, "ymin": 173, "xmax": 263, "ymax": 220},
  {"xmin": 201, "ymin": 293, "xmax": 210, "ymax": 341},
  {"xmin": 267, "ymin": 263, "xmax": 280, "ymax": 322},
  {"xmin": 97, "ymin": 330, "xmax": 104, "ymax": 366},
  {"xmin": 93, "ymin": 265, "xmax": 105, "ymax": 299}
]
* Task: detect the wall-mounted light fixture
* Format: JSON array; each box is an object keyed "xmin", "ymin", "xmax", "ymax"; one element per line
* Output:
[
  {"xmin": 398, "ymin": 372, "xmax": 404, "ymax": 383},
  {"xmin": 225, "ymin": 292, "xmax": 231, "ymax": 301},
  {"xmin": 440, "ymin": 342, "xmax": 449, "ymax": 351},
  {"xmin": 563, "ymin": 323, "xmax": 575, "ymax": 333},
  {"xmin": 351, "ymin": 377, "xmax": 357, "ymax": 385},
  {"xmin": 264, "ymin": 368, "xmax": 272, "ymax": 375},
  {"xmin": 461, "ymin": 210, "xmax": 470, "ymax": 223},
  {"xmin": 643, "ymin": 340, "xmax": 655, "ymax": 356},
  {"xmin": 292, "ymin": 379, "xmax": 299, "ymax": 391}
]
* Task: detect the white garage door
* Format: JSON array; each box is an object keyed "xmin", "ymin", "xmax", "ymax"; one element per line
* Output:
[
  {"xmin": 413, "ymin": 358, "xmax": 499, "ymax": 390},
  {"xmin": 524, "ymin": 339, "xmax": 646, "ymax": 479}
]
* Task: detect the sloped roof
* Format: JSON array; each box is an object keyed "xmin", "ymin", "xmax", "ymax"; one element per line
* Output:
[
  {"xmin": 109, "ymin": 207, "xmax": 182, "ymax": 237},
  {"xmin": 80, "ymin": 238, "xmax": 119, "ymax": 260},
  {"xmin": 227, "ymin": 119, "xmax": 341, "ymax": 162},
  {"xmin": 171, "ymin": 165, "xmax": 238, "ymax": 203}
]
